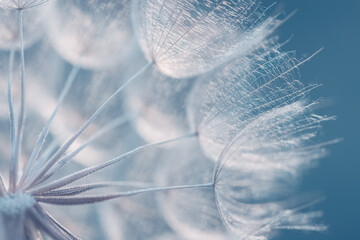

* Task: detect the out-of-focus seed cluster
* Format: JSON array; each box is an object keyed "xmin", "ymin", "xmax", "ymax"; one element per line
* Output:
[{"xmin": 0, "ymin": 0, "xmax": 334, "ymax": 239}]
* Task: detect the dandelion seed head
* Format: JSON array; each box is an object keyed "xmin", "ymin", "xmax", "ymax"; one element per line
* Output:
[
  {"xmin": 0, "ymin": 192, "xmax": 35, "ymax": 215},
  {"xmin": 0, "ymin": 0, "xmax": 334, "ymax": 239}
]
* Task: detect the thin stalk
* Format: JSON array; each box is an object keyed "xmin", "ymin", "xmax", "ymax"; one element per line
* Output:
[
  {"xmin": 27, "ymin": 140, "xmax": 59, "ymax": 183},
  {"xmin": 0, "ymin": 175, "xmax": 6, "ymax": 196},
  {"xmin": 29, "ymin": 207, "xmax": 76, "ymax": 240},
  {"xmin": 33, "ymin": 204, "xmax": 79, "ymax": 240},
  {"xmin": 7, "ymin": 47, "xmax": 15, "ymax": 165},
  {"xmin": 27, "ymin": 132, "xmax": 197, "ymax": 194},
  {"xmin": 35, "ymin": 181, "xmax": 156, "ymax": 197},
  {"xmin": 24, "ymin": 63, "xmax": 151, "ymax": 189},
  {"xmin": 6, "ymin": 46, "xmax": 15, "ymax": 195},
  {"xmin": 19, "ymin": 66, "xmax": 80, "ymax": 186},
  {"xmin": 33, "ymin": 115, "xmax": 132, "ymax": 186},
  {"xmin": 9, "ymin": 10, "xmax": 25, "ymax": 192},
  {"xmin": 211, "ymin": 142, "xmax": 229, "ymax": 185},
  {"xmin": 35, "ymin": 182, "xmax": 214, "ymax": 205}
]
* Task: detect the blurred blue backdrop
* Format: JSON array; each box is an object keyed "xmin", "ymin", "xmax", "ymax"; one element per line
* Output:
[{"xmin": 261, "ymin": 0, "xmax": 360, "ymax": 239}]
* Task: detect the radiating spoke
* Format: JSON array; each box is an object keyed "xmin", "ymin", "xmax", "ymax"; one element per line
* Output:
[
  {"xmin": 9, "ymin": 10, "xmax": 25, "ymax": 193},
  {"xmin": 24, "ymin": 63, "xmax": 151, "ymax": 190},
  {"xmin": 19, "ymin": 66, "xmax": 80, "ymax": 186},
  {"xmin": 35, "ymin": 182, "xmax": 214, "ymax": 205},
  {"xmin": 28, "ymin": 132, "xmax": 197, "ymax": 194}
]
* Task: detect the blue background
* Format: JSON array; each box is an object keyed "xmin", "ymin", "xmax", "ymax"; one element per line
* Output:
[{"xmin": 262, "ymin": 1, "xmax": 360, "ymax": 239}]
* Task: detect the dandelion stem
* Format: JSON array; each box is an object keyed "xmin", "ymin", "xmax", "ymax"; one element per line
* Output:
[
  {"xmin": 19, "ymin": 66, "xmax": 80, "ymax": 187},
  {"xmin": 9, "ymin": 9, "xmax": 25, "ymax": 193},
  {"xmin": 27, "ymin": 132, "xmax": 197, "ymax": 194},
  {"xmin": 35, "ymin": 182, "xmax": 214, "ymax": 205},
  {"xmin": 15, "ymin": 213, "xmax": 26, "ymax": 240},
  {"xmin": 25, "ymin": 63, "xmax": 151, "ymax": 190}
]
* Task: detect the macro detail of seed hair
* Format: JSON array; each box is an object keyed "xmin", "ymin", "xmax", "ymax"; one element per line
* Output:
[{"xmin": 0, "ymin": 0, "xmax": 335, "ymax": 239}]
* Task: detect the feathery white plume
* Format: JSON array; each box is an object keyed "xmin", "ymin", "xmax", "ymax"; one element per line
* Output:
[
  {"xmin": 132, "ymin": 0, "xmax": 282, "ymax": 78},
  {"xmin": 187, "ymin": 44, "xmax": 325, "ymax": 161}
]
